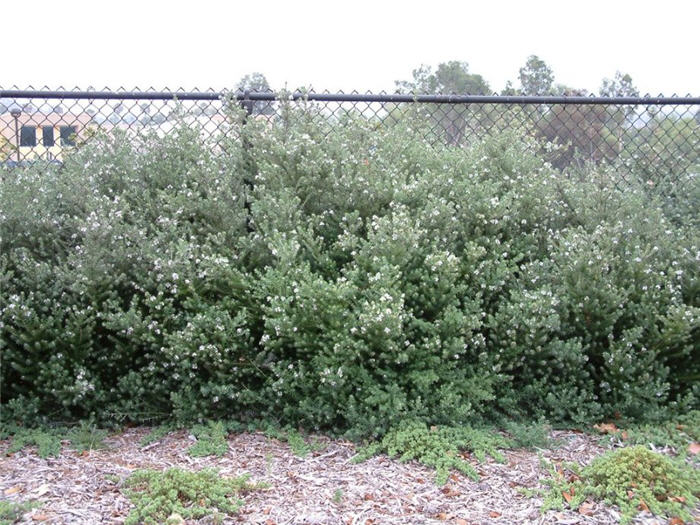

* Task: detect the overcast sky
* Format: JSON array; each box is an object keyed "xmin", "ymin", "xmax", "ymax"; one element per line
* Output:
[{"xmin": 3, "ymin": 0, "xmax": 699, "ymax": 96}]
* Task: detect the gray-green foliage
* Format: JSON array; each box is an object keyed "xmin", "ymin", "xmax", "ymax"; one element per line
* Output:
[{"xmin": 1, "ymin": 102, "xmax": 697, "ymax": 437}]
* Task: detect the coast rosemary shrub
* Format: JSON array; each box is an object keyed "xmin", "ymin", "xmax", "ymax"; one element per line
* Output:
[{"xmin": 1, "ymin": 103, "xmax": 697, "ymax": 437}]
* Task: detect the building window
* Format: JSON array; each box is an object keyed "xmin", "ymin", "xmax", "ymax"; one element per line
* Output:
[
  {"xmin": 60, "ymin": 126, "xmax": 76, "ymax": 146},
  {"xmin": 42, "ymin": 126, "xmax": 55, "ymax": 147},
  {"xmin": 20, "ymin": 126, "xmax": 36, "ymax": 147}
]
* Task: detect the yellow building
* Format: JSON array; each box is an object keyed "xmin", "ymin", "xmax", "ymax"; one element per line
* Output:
[{"xmin": 0, "ymin": 110, "xmax": 94, "ymax": 162}]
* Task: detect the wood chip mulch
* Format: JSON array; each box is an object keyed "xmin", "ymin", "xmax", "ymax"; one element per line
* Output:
[{"xmin": 0, "ymin": 428, "xmax": 696, "ymax": 524}]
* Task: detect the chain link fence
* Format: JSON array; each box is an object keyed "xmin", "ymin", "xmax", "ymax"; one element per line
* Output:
[{"xmin": 1, "ymin": 87, "xmax": 698, "ymax": 190}]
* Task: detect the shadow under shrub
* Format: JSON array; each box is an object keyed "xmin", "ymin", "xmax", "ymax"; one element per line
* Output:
[{"xmin": 1, "ymin": 105, "xmax": 697, "ymax": 437}]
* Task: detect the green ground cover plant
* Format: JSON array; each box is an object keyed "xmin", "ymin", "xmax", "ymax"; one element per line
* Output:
[
  {"xmin": 353, "ymin": 419, "xmax": 510, "ymax": 484},
  {"xmin": 3, "ymin": 421, "xmax": 109, "ymax": 457},
  {"xmin": 66, "ymin": 421, "xmax": 109, "ymax": 453},
  {"xmin": 262, "ymin": 424, "xmax": 324, "ymax": 457},
  {"xmin": 604, "ymin": 410, "xmax": 700, "ymax": 458},
  {"xmin": 139, "ymin": 424, "xmax": 175, "ymax": 447},
  {"xmin": 536, "ymin": 446, "xmax": 699, "ymax": 524},
  {"xmin": 187, "ymin": 421, "xmax": 228, "ymax": 457},
  {"xmin": 120, "ymin": 467, "xmax": 264, "ymax": 525},
  {"xmin": 501, "ymin": 419, "xmax": 554, "ymax": 450},
  {"xmin": 1, "ymin": 101, "xmax": 698, "ymax": 438},
  {"xmin": 4, "ymin": 428, "xmax": 62, "ymax": 458},
  {"xmin": 0, "ymin": 500, "xmax": 40, "ymax": 525}
]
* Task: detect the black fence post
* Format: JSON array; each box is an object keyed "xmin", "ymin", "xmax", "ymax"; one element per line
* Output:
[{"xmin": 240, "ymin": 90, "xmax": 254, "ymax": 233}]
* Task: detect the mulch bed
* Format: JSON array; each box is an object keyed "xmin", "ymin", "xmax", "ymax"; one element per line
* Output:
[{"xmin": 0, "ymin": 428, "xmax": 694, "ymax": 524}]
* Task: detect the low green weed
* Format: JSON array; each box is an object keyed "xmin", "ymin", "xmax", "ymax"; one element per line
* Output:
[
  {"xmin": 263, "ymin": 425, "xmax": 323, "ymax": 457},
  {"xmin": 187, "ymin": 421, "xmax": 228, "ymax": 457},
  {"xmin": 353, "ymin": 420, "xmax": 510, "ymax": 484},
  {"xmin": 4, "ymin": 422, "xmax": 109, "ymax": 457},
  {"xmin": 5, "ymin": 428, "xmax": 62, "ymax": 458},
  {"xmin": 537, "ymin": 446, "xmax": 699, "ymax": 524},
  {"xmin": 502, "ymin": 419, "xmax": 554, "ymax": 450},
  {"xmin": 122, "ymin": 467, "xmax": 265, "ymax": 525},
  {"xmin": 66, "ymin": 422, "xmax": 109, "ymax": 453},
  {"xmin": 139, "ymin": 424, "xmax": 175, "ymax": 447}
]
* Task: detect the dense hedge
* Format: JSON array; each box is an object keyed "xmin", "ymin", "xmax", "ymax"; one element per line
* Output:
[{"xmin": 1, "ymin": 107, "xmax": 698, "ymax": 437}]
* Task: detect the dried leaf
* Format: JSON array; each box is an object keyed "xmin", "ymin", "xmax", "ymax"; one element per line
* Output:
[
  {"xmin": 593, "ymin": 422, "xmax": 618, "ymax": 434},
  {"xmin": 441, "ymin": 486, "xmax": 460, "ymax": 497},
  {"xmin": 455, "ymin": 520, "xmax": 469, "ymax": 525},
  {"xmin": 621, "ymin": 430, "xmax": 629, "ymax": 440},
  {"xmin": 562, "ymin": 488, "xmax": 575, "ymax": 503},
  {"xmin": 33, "ymin": 514, "xmax": 50, "ymax": 522},
  {"xmin": 265, "ymin": 520, "xmax": 276, "ymax": 525},
  {"xmin": 669, "ymin": 518, "xmax": 685, "ymax": 525},
  {"xmin": 638, "ymin": 499, "xmax": 650, "ymax": 512},
  {"xmin": 669, "ymin": 496, "xmax": 686, "ymax": 503},
  {"xmin": 688, "ymin": 442, "xmax": 700, "ymax": 455},
  {"xmin": 489, "ymin": 511, "xmax": 501, "ymax": 518},
  {"xmin": 33, "ymin": 484, "xmax": 51, "ymax": 496},
  {"xmin": 4, "ymin": 486, "xmax": 21, "ymax": 495},
  {"xmin": 578, "ymin": 502, "xmax": 594, "ymax": 516},
  {"xmin": 363, "ymin": 493, "xmax": 374, "ymax": 501},
  {"xmin": 437, "ymin": 513, "xmax": 449, "ymax": 520}
]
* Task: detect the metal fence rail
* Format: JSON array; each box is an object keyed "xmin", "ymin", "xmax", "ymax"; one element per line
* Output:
[{"xmin": 1, "ymin": 87, "xmax": 698, "ymax": 188}]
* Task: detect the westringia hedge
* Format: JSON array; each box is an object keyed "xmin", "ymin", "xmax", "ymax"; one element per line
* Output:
[{"xmin": 1, "ymin": 105, "xmax": 698, "ymax": 438}]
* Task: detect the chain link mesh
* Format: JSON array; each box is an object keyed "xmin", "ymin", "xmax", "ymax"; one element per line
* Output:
[{"xmin": 1, "ymin": 87, "xmax": 698, "ymax": 193}]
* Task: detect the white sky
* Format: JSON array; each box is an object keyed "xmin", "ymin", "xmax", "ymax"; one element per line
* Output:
[{"xmin": 3, "ymin": 0, "xmax": 699, "ymax": 96}]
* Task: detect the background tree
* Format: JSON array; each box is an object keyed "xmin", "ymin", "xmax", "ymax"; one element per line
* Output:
[
  {"xmin": 506, "ymin": 58, "xmax": 641, "ymax": 169},
  {"xmin": 395, "ymin": 61, "xmax": 492, "ymax": 145},
  {"xmin": 518, "ymin": 55, "xmax": 554, "ymax": 96},
  {"xmin": 396, "ymin": 61, "xmax": 491, "ymax": 95},
  {"xmin": 236, "ymin": 72, "xmax": 274, "ymax": 116},
  {"xmin": 599, "ymin": 71, "xmax": 639, "ymax": 98},
  {"xmin": 598, "ymin": 72, "xmax": 641, "ymax": 156}
]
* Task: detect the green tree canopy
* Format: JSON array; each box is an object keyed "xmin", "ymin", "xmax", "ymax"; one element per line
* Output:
[
  {"xmin": 599, "ymin": 71, "xmax": 639, "ymax": 98},
  {"xmin": 518, "ymin": 55, "xmax": 554, "ymax": 96},
  {"xmin": 396, "ymin": 61, "xmax": 491, "ymax": 95},
  {"xmin": 236, "ymin": 73, "xmax": 274, "ymax": 115}
]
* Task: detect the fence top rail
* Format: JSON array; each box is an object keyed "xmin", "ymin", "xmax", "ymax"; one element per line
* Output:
[{"xmin": 1, "ymin": 89, "xmax": 699, "ymax": 105}]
